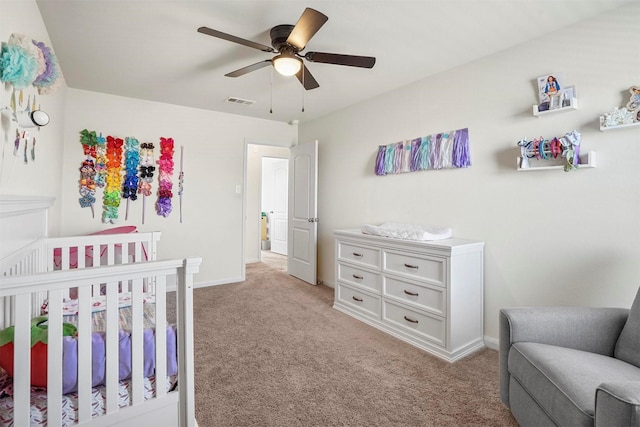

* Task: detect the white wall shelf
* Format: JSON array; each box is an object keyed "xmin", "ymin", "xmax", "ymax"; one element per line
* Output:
[
  {"xmin": 599, "ymin": 116, "xmax": 640, "ymax": 131},
  {"xmin": 533, "ymin": 98, "xmax": 578, "ymax": 117},
  {"xmin": 517, "ymin": 151, "xmax": 596, "ymax": 171}
]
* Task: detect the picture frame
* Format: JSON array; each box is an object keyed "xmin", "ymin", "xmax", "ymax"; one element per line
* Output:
[{"xmin": 537, "ymin": 73, "xmax": 563, "ymax": 105}]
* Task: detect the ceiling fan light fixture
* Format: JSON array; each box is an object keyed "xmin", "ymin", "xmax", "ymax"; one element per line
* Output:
[{"xmin": 273, "ymin": 54, "xmax": 302, "ymax": 76}]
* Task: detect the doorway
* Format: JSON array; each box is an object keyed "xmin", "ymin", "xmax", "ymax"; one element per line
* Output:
[{"xmin": 244, "ymin": 143, "xmax": 289, "ymax": 269}]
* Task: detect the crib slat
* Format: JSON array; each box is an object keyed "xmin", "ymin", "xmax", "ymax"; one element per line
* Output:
[
  {"xmin": 77, "ymin": 285, "xmax": 92, "ymax": 422},
  {"xmin": 106, "ymin": 243, "xmax": 115, "ymax": 266},
  {"xmin": 14, "ymin": 293, "xmax": 31, "ymax": 427},
  {"xmin": 105, "ymin": 280, "xmax": 119, "ymax": 414},
  {"xmin": 131, "ymin": 277, "xmax": 144, "ymax": 405},
  {"xmin": 155, "ymin": 275, "xmax": 167, "ymax": 398},
  {"xmin": 47, "ymin": 289, "xmax": 63, "ymax": 425},
  {"xmin": 178, "ymin": 259, "xmax": 199, "ymax": 427}
]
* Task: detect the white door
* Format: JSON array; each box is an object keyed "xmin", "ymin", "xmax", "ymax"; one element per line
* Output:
[
  {"xmin": 262, "ymin": 157, "xmax": 288, "ymax": 255},
  {"xmin": 288, "ymin": 141, "xmax": 318, "ymax": 285}
]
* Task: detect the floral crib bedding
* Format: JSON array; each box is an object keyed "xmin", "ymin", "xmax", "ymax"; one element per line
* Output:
[{"xmin": 0, "ymin": 293, "xmax": 178, "ymax": 426}]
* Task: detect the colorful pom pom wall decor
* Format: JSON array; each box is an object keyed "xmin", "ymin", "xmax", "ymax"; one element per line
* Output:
[
  {"xmin": 0, "ymin": 33, "xmax": 62, "ymax": 93},
  {"xmin": 375, "ymin": 128, "xmax": 471, "ymax": 176},
  {"xmin": 156, "ymin": 137, "xmax": 175, "ymax": 218}
]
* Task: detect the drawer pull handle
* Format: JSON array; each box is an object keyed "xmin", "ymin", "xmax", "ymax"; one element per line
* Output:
[
  {"xmin": 353, "ymin": 252, "xmax": 363, "ymax": 257},
  {"xmin": 352, "ymin": 296, "xmax": 363, "ymax": 302},
  {"xmin": 403, "ymin": 290, "xmax": 419, "ymax": 296},
  {"xmin": 404, "ymin": 263, "xmax": 419, "ymax": 269},
  {"xmin": 404, "ymin": 316, "xmax": 419, "ymax": 324},
  {"xmin": 352, "ymin": 274, "xmax": 363, "ymax": 280}
]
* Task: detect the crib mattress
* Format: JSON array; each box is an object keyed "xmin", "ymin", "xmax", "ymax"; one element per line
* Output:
[{"xmin": 0, "ymin": 372, "xmax": 176, "ymax": 426}]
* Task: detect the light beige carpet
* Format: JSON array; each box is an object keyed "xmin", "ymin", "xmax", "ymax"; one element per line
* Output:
[{"xmin": 192, "ymin": 261, "xmax": 517, "ymax": 426}]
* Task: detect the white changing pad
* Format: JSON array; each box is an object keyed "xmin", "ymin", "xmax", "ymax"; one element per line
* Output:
[{"xmin": 361, "ymin": 222, "xmax": 453, "ymax": 241}]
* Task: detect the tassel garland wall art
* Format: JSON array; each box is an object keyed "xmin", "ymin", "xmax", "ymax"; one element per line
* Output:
[
  {"xmin": 156, "ymin": 137, "xmax": 175, "ymax": 218},
  {"xmin": 375, "ymin": 128, "xmax": 471, "ymax": 176}
]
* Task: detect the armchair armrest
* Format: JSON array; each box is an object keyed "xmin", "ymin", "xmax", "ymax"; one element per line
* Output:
[
  {"xmin": 595, "ymin": 381, "xmax": 640, "ymax": 426},
  {"xmin": 499, "ymin": 306, "xmax": 628, "ymax": 406}
]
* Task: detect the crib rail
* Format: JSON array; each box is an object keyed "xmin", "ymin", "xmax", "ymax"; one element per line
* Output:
[
  {"xmin": 0, "ymin": 232, "xmax": 161, "ymax": 331},
  {"xmin": 0, "ymin": 257, "xmax": 201, "ymax": 427}
]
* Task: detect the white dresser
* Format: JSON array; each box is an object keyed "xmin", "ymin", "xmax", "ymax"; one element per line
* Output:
[{"xmin": 333, "ymin": 229, "xmax": 485, "ymax": 362}]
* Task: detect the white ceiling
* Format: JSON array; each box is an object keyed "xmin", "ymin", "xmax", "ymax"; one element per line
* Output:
[{"xmin": 36, "ymin": 0, "xmax": 631, "ymax": 124}]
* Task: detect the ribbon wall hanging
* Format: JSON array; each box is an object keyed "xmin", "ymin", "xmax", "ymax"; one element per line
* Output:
[
  {"xmin": 156, "ymin": 137, "xmax": 174, "ymax": 218},
  {"xmin": 375, "ymin": 128, "xmax": 471, "ymax": 176},
  {"xmin": 138, "ymin": 142, "xmax": 155, "ymax": 224}
]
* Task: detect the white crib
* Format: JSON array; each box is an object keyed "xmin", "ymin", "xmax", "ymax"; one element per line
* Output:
[{"xmin": 0, "ymin": 196, "xmax": 201, "ymax": 426}]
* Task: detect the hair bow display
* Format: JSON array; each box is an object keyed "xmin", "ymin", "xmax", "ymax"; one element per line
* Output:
[
  {"xmin": 156, "ymin": 137, "xmax": 174, "ymax": 218},
  {"xmin": 122, "ymin": 137, "xmax": 140, "ymax": 218},
  {"xmin": 77, "ymin": 129, "xmax": 98, "ymax": 217},
  {"xmin": 102, "ymin": 135, "xmax": 123, "ymax": 223}
]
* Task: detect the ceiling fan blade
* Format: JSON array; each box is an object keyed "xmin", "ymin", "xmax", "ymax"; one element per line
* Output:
[
  {"xmin": 198, "ymin": 26, "xmax": 274, "ymax": 53},
  {"xmin": 225, "ymin": 60, "xmax": 273, "ymax": 77},
  {"xmin": 286, "ymin": 8, "xmax": 328, "ymax": 51},
  {"xmin": 295, "ymin": 64, "xmax": 320, "ymax": 90},
  {"xmin": 304, "ymin": 52, "xmax": 376, "ymax": 68}
]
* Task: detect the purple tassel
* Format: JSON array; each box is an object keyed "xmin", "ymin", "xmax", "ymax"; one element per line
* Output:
[
  {"xmin": 452, "ymin": 128, "xmax": 471, "ymax": 168},
  {"xmin": 410, "ymin": 138, "xmax": 421, "ymax": 171},
  {"xmin": 393, "ymin": 142, "xmax": 403, "ymax": 173},
  {"xmin": 430, "ymin": 134, "xmax": 443, "ymax": 169},
  {"xmin": 375, "ymin": 145, "xmax": 386, "ymax": 175},
  {"xmin": 384, "ymin": 144, "xmax": 395, "ymax": 174}
]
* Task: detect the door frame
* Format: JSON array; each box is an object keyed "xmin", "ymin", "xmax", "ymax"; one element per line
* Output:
[{"xmin": 242, "ymin": 139, "xmax": 290, "ymax": 280}]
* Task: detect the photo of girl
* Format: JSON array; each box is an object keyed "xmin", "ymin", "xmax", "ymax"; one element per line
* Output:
[{"xmin": 537, "ymin": 73, "xmax": 563, "ymax": 110}]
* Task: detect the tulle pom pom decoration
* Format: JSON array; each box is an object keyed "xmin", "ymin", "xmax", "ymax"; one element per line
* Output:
[
  {"xmin": 122, "ymin": 137, "xmax": 140, "ymax": 220},
  {"xmin": 0, "ymin": 34, "xmax": 62, "ymax": 92},
  {"xmin": 138, "ymin": 142, "xmax": 155, "ymax": 224},
  {"xmin": 0, "ymin": 36, "xmax": 39, "ymax": 89},
  {"xmin": 31, "ymin": 39, "xmax": 63, "ymax": 94},
  {"xmin": 78, "ymin": 129, "xmax": 98, "ymax": 217},
  {"xmin": 156, "ymin": 137, "xmax": 174, "ymax": 218},
  {"xmin": 103, "ymin": 136, "xmax": 124, "ymax": 224}
]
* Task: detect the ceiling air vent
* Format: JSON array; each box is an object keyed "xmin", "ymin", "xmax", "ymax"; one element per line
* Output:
[{"xmin": 225, "ymin": 96, "xmax": 256, "ymax": 106}]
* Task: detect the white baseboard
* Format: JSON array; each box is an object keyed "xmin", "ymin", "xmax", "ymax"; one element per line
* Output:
[
  {"xmin": 484, "ymin": 335, "xmax": 499, "ymax": 350},
  {"xmin": 194, "ymin": 276, "xmax": 243, "ymax": 289}
]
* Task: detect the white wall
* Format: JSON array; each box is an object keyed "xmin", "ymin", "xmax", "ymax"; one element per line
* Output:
[
  {"xmin": 299, "ymin": 2, "xmax": 640, "ymax": 343},
  {"xmin": 0, "ymin": 0, "xmax": 67, "ymax": 236},
  {"xmin": 60, "ymin": 89, "xmax": 296, "ymax": 285},
  {"xmin": 245, "ymin": 143, "xmax": 289, "ymax": 263}
]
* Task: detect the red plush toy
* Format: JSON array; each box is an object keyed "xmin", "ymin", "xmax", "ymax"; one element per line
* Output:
[{"xmin": 0, "ymin": 316, "xmax": 77, "ymax": 387}]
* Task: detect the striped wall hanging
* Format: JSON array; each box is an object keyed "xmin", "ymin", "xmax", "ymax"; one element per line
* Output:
[{"xmin": 375, "ymin": 127, "xmax": 471, "ymax": 176}]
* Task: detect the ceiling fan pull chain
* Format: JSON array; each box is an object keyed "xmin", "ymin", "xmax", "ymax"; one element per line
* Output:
[
  {"xmin": 302, "ymin": 69, "xmax": 305, "ymax": 113},
  {"xmin": 270, "ymin": 67, "xmax": 274, "ymax": 114}
]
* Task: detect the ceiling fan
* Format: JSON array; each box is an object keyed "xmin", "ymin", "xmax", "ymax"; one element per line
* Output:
[{"xmin": 197, "ymin": 7, "xmax": 376, "ymax": 90}]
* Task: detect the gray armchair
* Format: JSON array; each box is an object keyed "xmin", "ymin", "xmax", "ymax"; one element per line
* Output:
[{"xmin": 499, "ymin": 288, "xmax": 640, "ymax": 426}]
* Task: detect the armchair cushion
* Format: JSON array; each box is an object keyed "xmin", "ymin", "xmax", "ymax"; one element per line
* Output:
[
  {"xmin": 615, "ymin": 289, "xmax": 640, "ymax": 368},
  {"xmin": 595, "ymin": 381, "xmax": 640, "ymax": 426},
  {"xmin": 509, "ymin": 342, "xmax": 640, "ymax": 426}
]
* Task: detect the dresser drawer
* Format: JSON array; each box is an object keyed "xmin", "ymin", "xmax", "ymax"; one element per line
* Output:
[
  {"xmin": 383, "ymin": 250, "xmax": 446, "ymax": 287},
  {"xmin": 336, "ymin": 283, "xmax": 381, "ymax": 319},
  {"xmin": 337, "ymin": 263, "xmax": 381, "ymax": 293},
  {"xmin": 338, "ymin": 241, "xmax": 381, "ymax": 270},
  {"xmin": 382, "ymin": 276, "xmax": 446, "ymax": 316},
  {"xmin": 382, "ymin": 300, "xmax": 445, "ymax": 347}
]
